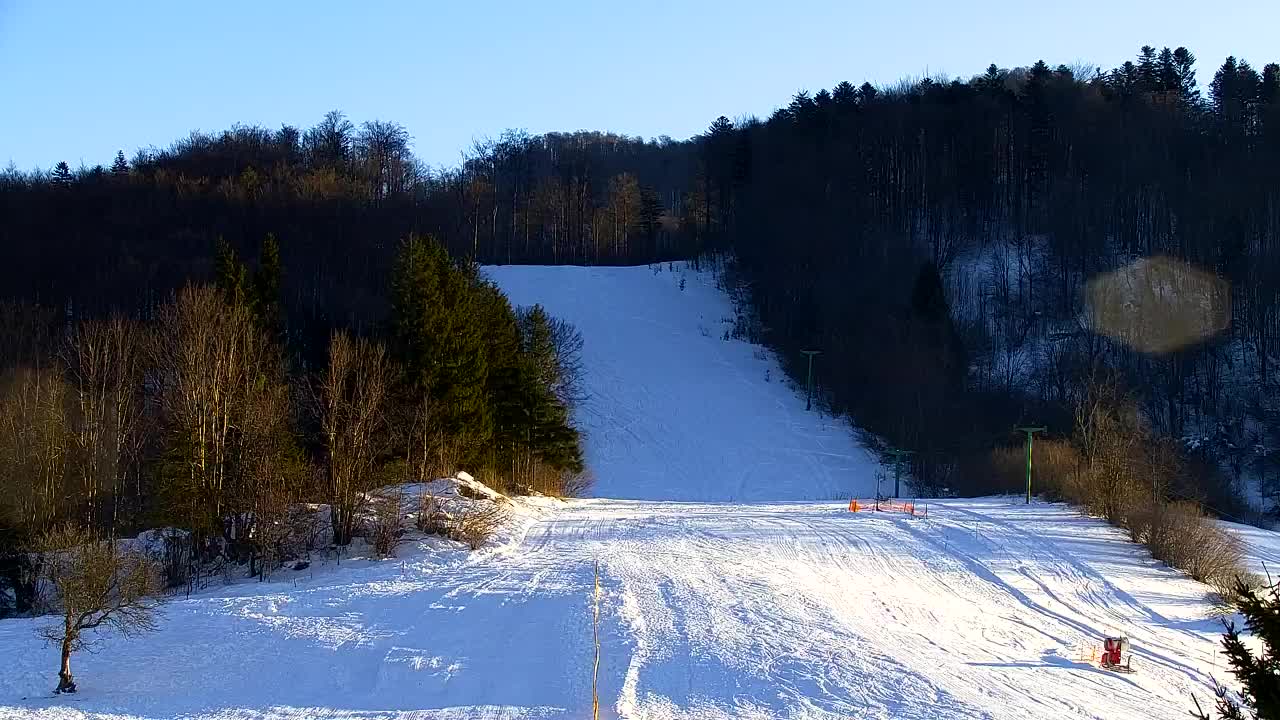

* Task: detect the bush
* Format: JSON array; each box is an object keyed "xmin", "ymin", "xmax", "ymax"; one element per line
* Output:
[
  {"xmin": 1125, "ymin": 499, "xmax": 1253, "ymax": 598},
  {"xmin": 415, "ymin": 493, "xmax": 449, "ymax": 535},
  {"xmin": 450, "ymin": 504, "xmax": 506, "ymax": 550},
  {"xmin": 367, "ymin": 489, "xmax": 406, "ymax": 558},
  {"xmin": 986, "ymin": 438, "xmax": 1081, "ymax": 500}
]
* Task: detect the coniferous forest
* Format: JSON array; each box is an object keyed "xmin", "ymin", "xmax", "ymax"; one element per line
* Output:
[{"xmin": 2, "ymin": 46, "xmax": 1280, "ymax": 613}]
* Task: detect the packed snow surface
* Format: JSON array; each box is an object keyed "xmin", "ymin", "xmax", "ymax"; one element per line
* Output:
[
  {"xmin": 488, "ymin": 263, "xmax": 880, "ymax": 502},
  {"xmin": 1, "ymin": 263, "xmax": 1272, "ymax": 719}
]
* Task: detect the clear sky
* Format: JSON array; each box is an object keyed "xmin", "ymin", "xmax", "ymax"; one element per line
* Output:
[{"xmin": 1, "ymin": 0, "xmax": 1276, "ymax": 172}]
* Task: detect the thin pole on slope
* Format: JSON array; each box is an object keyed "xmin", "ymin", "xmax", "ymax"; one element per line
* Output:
[
  {"xmin": 887, "ymin": 449, "xmax": 916, "ymax": 499},
  {"xmin": 1017, "ymin": 426, "xmax": 1047, "ymax": 504},
  {"xmin": 801, "ymin": 349, "xmax": 822, "ymax": 411},
  {"xmin": 592, "ymin": 560, "xmax": 601, "ymax": 720}
]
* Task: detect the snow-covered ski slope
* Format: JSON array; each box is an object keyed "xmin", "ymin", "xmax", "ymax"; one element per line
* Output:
[
  {"xmin": 487, "ymin": 263, "xmax": 880, "ymax": 501},
  {"xmin": 1, "ymin": 262, "xmax": 1273, "ymax": 720},
  {"xmin": 1, "ymin": 498, "xmax": 1261, "ymax": 720}
]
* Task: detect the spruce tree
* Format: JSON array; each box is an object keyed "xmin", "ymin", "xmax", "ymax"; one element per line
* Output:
[
  {"xmin": 1173, "ymin": 47, "xmax": 1200, "ymax": 104},
  {"xmin": 832, "ymin": 80, "xmax": 857, "ymax": 106},
  {"xmin": 437, "ymin": 262, "xmax": 492, "ymax": 459},
  {"xmin": 389, "ymin": 235, "xmax": 492, "ymax": 467},
  {"xmin": 253, "ymin": 234, "xmax": 283, "ymax": 340},
  {"xmin": 1138, "ymin": 45, "xmax": 1159, "ymax": 92},
  {"xmin": 110, "ymin": 151, "xmax": 128, "ymax": 176},
  {"xmin": 213, "ymin": 238, "xmax": 249, "ymax": 307},
  {"xmin": 1196, "ymin": 579, "xmax": 1280, "ymax": 719},
  {"xmin": 51, "ymin": 161, "xmax": 72, "ymax": 186},
  {"xmin": 515, "ymin": 305, "xmax": 584, "ymax": 473}
]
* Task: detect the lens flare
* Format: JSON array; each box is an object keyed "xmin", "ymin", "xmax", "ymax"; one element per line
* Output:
[{"xmin": 1086, "ymin": 256, "xmax": 1230, "ymax": 354}]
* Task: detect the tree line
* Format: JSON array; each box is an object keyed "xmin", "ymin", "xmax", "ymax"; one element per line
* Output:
[
  {"xmin": 0, "ymin": 232, "xmax": 585, "ymax": 619},
  {"xmin": 690, "ymin": 47, "xmax": 1280, "ymax": 514},
  {"xmin": 3, "ymin": 43, "xmax": 1279, "ymax": 552}
]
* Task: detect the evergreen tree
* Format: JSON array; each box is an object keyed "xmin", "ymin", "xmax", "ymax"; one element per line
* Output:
[
  {"xmin": 977, "ymin": 64, "xmax": 1004, "ymax": 94},
  {"xmin": 1138, "ymin": 45, "xmax": 1159, "ymax": 91},
  {"xmin": 390, "ymin": 235, "xmax": 492, "ymax": 465},
  {"xmin": 252, "ymin": 234, "xmax": 283, "ymax": 340},
  {"xmin": 910, "ymin": 261, "xmax": 950, "ymax": 324},
  {"xmin": 474, "ymin": 279, "xmax": 525, "ymax": 465},
  {"xmin": 213, "ymin": 238, "xmax": 249, "ymax": 307},
  {"xmin": 515, "ymin": 305, "xmax": 584, "ymax": 473},
  {"xmin": 1263, "ymin": 64, "xmax": 1280, "ymax": 106},
  {"xmin": 1173, "ymin": 47, "xmax": 1200, "ymax": 104},
  {"xmin": 1157, "ymin": 47, "xmax": 1179, "ymax": 93},
  {"xmin": 1196, "ymin": 580, "xmax": 1280, "ymax": 719},
  {"xmin": 907, "ymin": 260, "xmax": 967, "ymax": 391},
  {"xmin": 111, "ymin": 151, "xmax": 128, "ymax": 176},
  {"xmin": 51, "ymin": 161, "xmax": 72, "ymax": 186},
  {"xmin": 1213, "ymin": 57, "xmax": 1262, "ymax": 135},
  {"xmin": 832, "ymin": 80, "xmax": 857, "ymax": 106}
]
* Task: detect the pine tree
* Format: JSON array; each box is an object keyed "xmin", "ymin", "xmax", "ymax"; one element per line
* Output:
[
  {"xmin": 474, "ymin": 280, "xmax": 524, "ymax": 465},
  {"xmin": 1137, "ymin": 45, "xmax": 1159, "ymax": 92},
  {"xmin": 1157, "ymin": 47, "xmax": 1179, "ymax": 93},
  {"xmin": 1173, "ymin": 47, "xmax": 1201, "ymax": 105},
  {"xmin": 857, "ymin": 82, "xmax": 878, "ymax": 105},
  {"xmin": 390, "ymin": 235, "xmax": 492, "ymax": 467},
  {"xmin": 1213, "ymin": 57, "xmax": 1262, "ymax": 135},
  {"xmin": 908, "ymin": 260, "xmax": 967, "ymax": 389},
  {"xmin": 391, "ymin": 234, "xmax": 448, "ymax": 390},
  {"xmin": 110, "ymin": 151, "xmax": 128, "ymax": 176},
  {"xmin": 977, "ymin": 64, "xmax": 1004, "ymax": 95},
  {"xmin": 1196, "ymin": 580, "xmax": 1280, "ymax": 719},
  {"xmin": 51, "ymin": 161, "xmax": 72, "ymax": 186},
  {"xmin": 213, "ymin": 238, "xmax": 249, "ymax": 307},
  {"xmin": 253, "ymin": 234, "xmax": 283, "ymax": 340},
  {"xmin": 1263, "ymin": 64, "xmax": 1280, "ymax": 106},
  {"xmin": 832, "ymin": 80, "xmax": 857, "ymax": 106},
  {"xmin": 515, "ymin": 305, "xmax": 583, "ymax": 473}
]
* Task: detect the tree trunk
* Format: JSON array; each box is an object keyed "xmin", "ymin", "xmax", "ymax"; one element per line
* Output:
[{"xmin": 56, "ymin": 634, "xmax": 76, "ymax": 693}]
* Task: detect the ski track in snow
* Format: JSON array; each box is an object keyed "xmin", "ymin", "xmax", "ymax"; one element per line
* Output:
[{"xmin": 0, "ymin": 263, "xmax": 1269, "ymax": 719}]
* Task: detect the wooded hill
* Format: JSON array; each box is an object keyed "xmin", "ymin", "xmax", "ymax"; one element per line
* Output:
[{"xmin": 2, "ymin": 46, "xmax": 1279, "ymax": 602}]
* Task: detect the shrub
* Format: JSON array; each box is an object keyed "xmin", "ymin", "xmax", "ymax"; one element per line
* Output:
[
  {"xmin": 1126, "ymin": 499, "xmax": 1252, "ymax": 598},
  {"xmin": 983, "ymin": 438, "xmax": 1080, "ymax": 500},
  {"xmin": 367, "ymin": 489, "xmax": 406, "ymax": 558},
  {"xmin": 415, "ymin": 493, "xmax": 449, "ymax": 535},
  {"xmin": 450, "ymin": 504, "xmax": 506, "ymax": 550}
]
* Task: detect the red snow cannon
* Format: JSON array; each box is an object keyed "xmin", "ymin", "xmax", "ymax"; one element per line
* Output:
[{"xmin": 1101, "ymin": 636, "xmax": 1132, "ymax": 672}]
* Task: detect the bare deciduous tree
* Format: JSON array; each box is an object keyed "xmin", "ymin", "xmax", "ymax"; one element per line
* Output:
[
  {"xmin": 152, "ymin": 286, "xmax": 275, "ymax": 552},
  {"xmin": 0, "ymin": 366, "xmax": 71, "ymax": 530},
  {"xmin": 38, "ymin": 523, "xmax": 162, "ymax": 694},
  {"xmin": 62, "ymin": 315, "xmax": 149, "ymax": 533},
  {"xmin": 314, "ymin": 331, "xmax": 395, "ymax": 546}
]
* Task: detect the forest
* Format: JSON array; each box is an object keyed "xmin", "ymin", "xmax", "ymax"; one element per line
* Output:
[{"xmin": 1, "ymin": 45, "xmax": 1278, "ymax": 613}]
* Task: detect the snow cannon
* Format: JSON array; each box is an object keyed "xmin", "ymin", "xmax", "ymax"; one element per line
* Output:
[{"xmin": 1100, "ymin": 636, "xmax": 1132, "ymax": 672}]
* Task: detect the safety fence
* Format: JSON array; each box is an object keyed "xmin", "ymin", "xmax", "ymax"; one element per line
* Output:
[{"xmin": 848, "ymin": 498, "xmax": 927, "ymax": 517}]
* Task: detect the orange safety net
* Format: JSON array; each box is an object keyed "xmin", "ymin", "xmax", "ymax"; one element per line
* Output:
[{"xmin": 848, "ymin": 498, "xmax": 925, "ymax": 517}]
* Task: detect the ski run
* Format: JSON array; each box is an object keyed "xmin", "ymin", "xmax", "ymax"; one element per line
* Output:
[{"xmin": 1, "ymin": 263, "xmax": 1273, "ymax": 719}]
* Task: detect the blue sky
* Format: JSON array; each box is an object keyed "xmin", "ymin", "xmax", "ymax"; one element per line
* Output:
[{"xmin": 1, "ymin": 0, "xmax": 1276, "ymax": 172}]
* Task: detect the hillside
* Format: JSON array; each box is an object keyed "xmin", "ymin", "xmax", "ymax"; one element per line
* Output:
[
  {"xmin": 486, "ymin": 262, "xmax": 879, "ymax": 502},
  {"xmin": 0, "ymin": 263, "xmax": 1268, "ymax": 720}
]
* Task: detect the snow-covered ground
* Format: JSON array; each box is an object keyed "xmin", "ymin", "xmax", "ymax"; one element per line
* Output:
[
  {"xmin": 1, "ymin": 263, "xmax": 1274, "ymax": 719},
  {"xmin": 487, "ymin": 263, "xmax": 880, "ymax": 502}
]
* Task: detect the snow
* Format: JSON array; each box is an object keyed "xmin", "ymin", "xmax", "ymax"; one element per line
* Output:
[
  {"xmin": 3, "ymin": 262, "xmax": 1278, "ymax": 719},
  {"xmin": 484, "ymin": 262, "xmax": 880, "ymax": 502}
]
